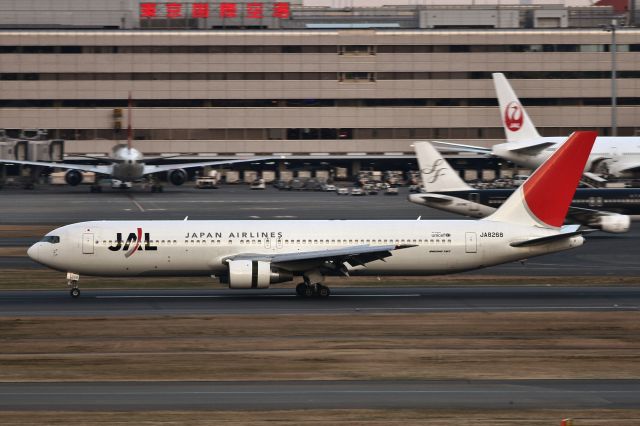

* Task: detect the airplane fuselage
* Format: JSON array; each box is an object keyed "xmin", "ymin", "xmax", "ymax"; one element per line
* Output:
[
  {"xmin": 109, "ymin": 145, "xmax": 145, "ymax": 182},
  {"xmin": 493, "ymin": 137, "xmax": 640, "ymax": 178},
  {"xmin": 28, "ymin": 220, "xmax": 583, "ymax": 279},
  {"xmin": 411, "ymin": 188, "xmax": 640, "ymax": 219}
]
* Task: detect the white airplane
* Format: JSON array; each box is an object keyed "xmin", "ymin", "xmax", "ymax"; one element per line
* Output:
[
  {"xmin": 0, "ymin": 95, "xmax": 270, "ymax": 192},
  {"xmin": 29, "ymin": 131, "xmax": 596, "ymax": 299},
  {"xmin": 434, "ymin": 73, "xmax": 640, "ymax": 180},
  {"xmin": 408, "ymin": 142, "xmax": 632, "ymax": 233}
]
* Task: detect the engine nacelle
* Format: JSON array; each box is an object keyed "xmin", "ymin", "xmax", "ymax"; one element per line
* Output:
[
  {"xmin": 168, "ymin": 169, "xmax": 188, "ymax": 186},
  {"xmin": 223, "ymin": 260, "xmax": 293, "ymax": 289},
  {"xmin": 592, "ymin": 214, "xmax": 631, "ymax": 234},
  {"xmin": 64, "ymin": 169, "xmax": 83, "ymax": 186}
]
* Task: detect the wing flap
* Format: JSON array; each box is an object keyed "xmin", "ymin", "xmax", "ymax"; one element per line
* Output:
[{"xmin": 227, "ymin": 244, "xmax": 416, "ymax": 270}]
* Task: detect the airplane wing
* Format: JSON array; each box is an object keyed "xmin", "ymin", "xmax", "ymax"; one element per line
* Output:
[
  {"xmin": 428, "ymin": 141, "xmax": 492, "ymax": 155},
  {"xmin": 0, "ymin": 159, "xmax": 111, "ymax": 175},
  {"xmin": 142, "ymin": 157, "xmax": 275, "ymax": 175},
  {"xmin": 227, "ymin": 244, "xmax": 416, "ymax": 272}
]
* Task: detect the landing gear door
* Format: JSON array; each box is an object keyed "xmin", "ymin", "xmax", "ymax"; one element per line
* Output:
[
  {"xmin": 465, "ymin": 232, "xmax": 477, "ymax": 253},
  {"xmin": 82, "ymin": 233, "xmax": 94, "ymax": 254}
]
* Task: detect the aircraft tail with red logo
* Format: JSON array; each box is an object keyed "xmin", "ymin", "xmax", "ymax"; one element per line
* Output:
[
  {"xmin": 484, "ymin": 131, "xmax": 597, "ymax": 229},
  {"xmin": 493, "ymin": 72, "xmax": 541, "ymax": 143}
]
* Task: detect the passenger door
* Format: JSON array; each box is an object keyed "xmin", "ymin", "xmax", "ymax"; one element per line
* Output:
[
  {"xmin": 465, "ymin": 232, "xmax": 477, "ymax": 253},
  {"xmin": 82, "ymin": 233, "xmax": 94, "ymax": 254}
]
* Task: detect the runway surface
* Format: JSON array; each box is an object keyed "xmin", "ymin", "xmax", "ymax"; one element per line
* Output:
[
  {"xmin": 1, "ymin": 379, "xmax": 639, "ymax": 410},
  {"xmin": 1, "ymin": 286, "xmax": 638, "ymax": 317}
]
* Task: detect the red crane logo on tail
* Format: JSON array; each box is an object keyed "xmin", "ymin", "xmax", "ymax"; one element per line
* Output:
[{"xmin": 504, "ymin": 101, "xmax": 524, "ymax": 132}]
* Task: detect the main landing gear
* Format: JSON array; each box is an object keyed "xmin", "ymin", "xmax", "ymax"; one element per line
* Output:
[
  {"xmin": 295, "ymin": 282, "xmax": 331, "ymax": 298},
  {"xmin": 67, "ymin": 272, "xmax": 81, "ymax": 298}
]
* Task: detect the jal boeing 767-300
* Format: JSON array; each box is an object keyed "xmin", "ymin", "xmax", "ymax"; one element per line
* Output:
[{"xmin": 28, "ymin": 131, "xmax": 597, "ymax": 298}]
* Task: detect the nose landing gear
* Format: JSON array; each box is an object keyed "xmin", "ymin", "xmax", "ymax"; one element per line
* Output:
[{"xmin": 67, "ymin": 272, "xmax": 80, "ymax": 298}]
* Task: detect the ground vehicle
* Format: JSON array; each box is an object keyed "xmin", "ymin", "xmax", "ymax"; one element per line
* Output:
[
  {"xmin": 250, "ymin": 179, "xmax": 266, "ymax": 190},
  {"xmin": 196, "ymin": 171, "xmax": 219, "ymax": 189},
  {"xmin": 336, "ymin": 187, "xmax": 349, "ymax": 195},
  {"xmin": 385, "ymin": 185, "xmax": 399, "ymax": 195}
]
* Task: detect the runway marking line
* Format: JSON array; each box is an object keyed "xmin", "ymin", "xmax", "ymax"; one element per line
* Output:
[
  {"xmin": 127, "ymin": 195, "xmax": 145, "ymax": 212},
  {"xmin": 95, "ymin": 294, "xmax": 422, "ymax": 299},
  {"xmin": 1, "ymin": 390, "xmax": 638, "ymax": 396}
]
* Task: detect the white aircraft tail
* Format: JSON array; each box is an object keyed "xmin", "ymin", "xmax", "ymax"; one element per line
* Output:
[
  {"xmin": 414, "ymin": 142, "xmax": 471, "ymax": 192},
  {"xmin": 485, "ymin": 131, "xmax": 597, "ymax": 229},
  {"xmin": 492, "ymin": 73, "xmax": 541, "ymax": 143}
]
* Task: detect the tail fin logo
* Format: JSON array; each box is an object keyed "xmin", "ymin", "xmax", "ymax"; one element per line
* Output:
[
  {"xmin": 504, "ymin": 101, "xmax": 524, "ymax": 132},
  {"xmin": 421, "ymin": 159, "xmax": 447, "ymax": 183}
]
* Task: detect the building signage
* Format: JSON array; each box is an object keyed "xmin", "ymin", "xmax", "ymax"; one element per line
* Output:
[{"xmin": 140, "ymin": 2, "xmax": 291, "ymax": 19}]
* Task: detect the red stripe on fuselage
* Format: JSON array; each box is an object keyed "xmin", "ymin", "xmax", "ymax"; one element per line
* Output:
[
  {"xmin": 522, "ymin": 131, "xmax": 597, "ymax": 228},
  {"xmin": 125, "ymin": 227, "xmax": 142, "ymax": 258}
]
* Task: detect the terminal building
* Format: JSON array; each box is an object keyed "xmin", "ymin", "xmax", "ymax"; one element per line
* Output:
[{"xmin": 0, "ymin": 0, "xmax": 639, "ymax": 177}]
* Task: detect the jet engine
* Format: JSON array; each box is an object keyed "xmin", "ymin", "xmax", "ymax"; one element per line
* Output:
[
  {"xmin": 591, "ymin": 214, "xmax": 631, "ymax": 234},
  {"xmin": 64, "ymin": 169, "xmax": 83, "ymax": 186},
  {"xmin": 222, "ymin": 260, "xmax": 293, "ymax": 289},
  {"xmin": 168, "ymin": 169, "xmax": 188, "ymax": 186}
]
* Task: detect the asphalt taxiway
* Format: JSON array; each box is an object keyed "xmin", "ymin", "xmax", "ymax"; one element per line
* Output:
[
  {"xmin": 0, "ymin": 286, "xmax": 638, "ymax": 317},
  {"xmin": 1, "ymin": 380, "xmax": 639, "ymax": 410}
]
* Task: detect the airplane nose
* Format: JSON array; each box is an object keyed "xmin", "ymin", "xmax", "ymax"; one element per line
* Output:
[{"xmin": 27, "ymin": 244, "xmax": 39, "ymax": 262}]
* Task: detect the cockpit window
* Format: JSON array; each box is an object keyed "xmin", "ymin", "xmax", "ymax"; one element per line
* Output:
[{"xmin": 40, "ymin": 236, "xmax": 60, "ymax": 244}]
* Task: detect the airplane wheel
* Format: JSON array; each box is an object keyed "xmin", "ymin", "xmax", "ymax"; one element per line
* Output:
[
  {"xmin": 295, "ymin": 283, "xmax": 307, "ymax": 297},
  {"xmin": 303, "ymin": 286, "xmax": 314, "ymax": 298},
  {"xmin": 318, "ymin": 285, "xmax": 331, "ymax": 298},
  {"xmin": 70, "ymin": 288, "xmax": 80, "ymax": 298}
]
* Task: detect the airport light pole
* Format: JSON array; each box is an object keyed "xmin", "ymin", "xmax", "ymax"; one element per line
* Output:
[{"xmin": 602, "ymin": 19, "xmax": 618, "ymax": 136}]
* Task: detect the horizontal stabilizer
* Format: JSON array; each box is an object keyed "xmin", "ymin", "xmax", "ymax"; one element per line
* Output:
[
  {"xmin": 409, "ymin": 193, "xmax": 455, "ymax": 205},
  {"xmin": 510, "ymin": 225, "xmax": 591, "ymax": 247},
  {"xmin": 506, "ymin": 141, "xmax": 555, "ymax": 155},
  {"xmin": 582, "ymin": 172, "xmax": 607, "ymax": 183}
]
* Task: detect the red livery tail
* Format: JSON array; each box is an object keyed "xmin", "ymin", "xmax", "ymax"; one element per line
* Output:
[{"xmin": 485, "ymin": 131, "xmax": 597, "ymax": 228}]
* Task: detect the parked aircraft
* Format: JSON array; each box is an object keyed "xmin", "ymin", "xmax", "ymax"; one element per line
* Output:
[
  {"xmin": 29, "ymin": 131, "xmax": 597, "ymax": 298},
  {"xmin": 408, "ymin": 142, "xmax": 634, "ymax": 233},
  {"xmin": 434, "ymin": 73, "xmax": 640, "ymax": 180},
  {"xmin": 0, "ymin": 95, "xmax": 270, "ymax": 192}
]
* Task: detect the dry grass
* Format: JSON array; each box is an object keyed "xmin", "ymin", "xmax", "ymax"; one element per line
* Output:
[
  {"xmin": 0, "ymin": 312, "xmax": 638, "ymax": 382},
  {"xmin": 1, "ymin": 409, "xmax": 640, "ymax": 425}
]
